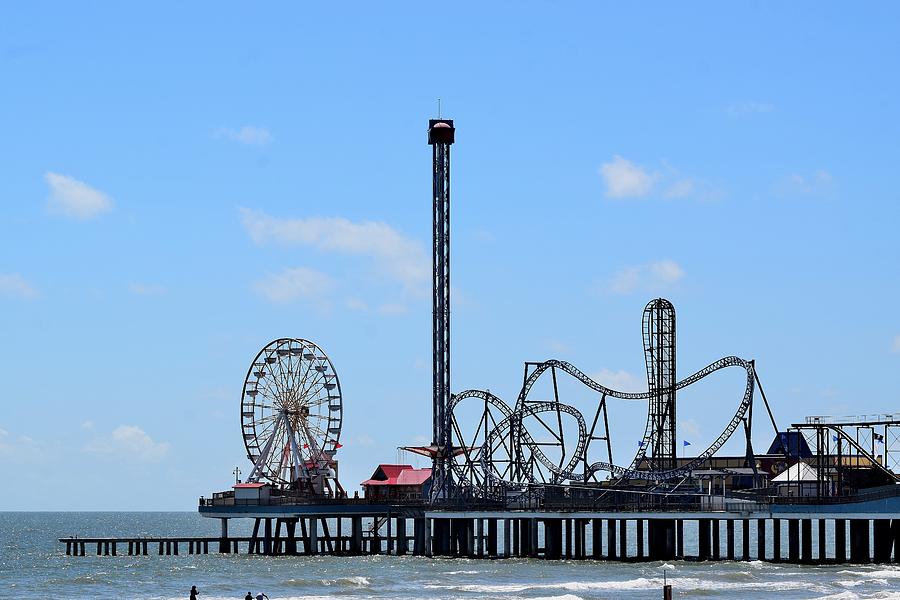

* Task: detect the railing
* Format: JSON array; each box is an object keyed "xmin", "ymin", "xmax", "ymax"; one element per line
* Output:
[{"xmin": 199, "ymin": 495, "xmax": 429, "ymax": 508}]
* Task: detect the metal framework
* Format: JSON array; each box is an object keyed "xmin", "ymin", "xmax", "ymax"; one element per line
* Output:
[
  {"xmin": 429, "ymin": 118, "xmax": 455, "ymax": 501},
  {"xmin": 447, "ymin": 299, "xmax": 774, "ymax": 499},
  {"xmin": 643, "ymin": 298, "xmax": 677, "ymax": 471}
]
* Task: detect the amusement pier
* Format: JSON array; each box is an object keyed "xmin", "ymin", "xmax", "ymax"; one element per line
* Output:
[{"xmin": 62, "ymin": 118, "xmax": 900, "ymax": 565}]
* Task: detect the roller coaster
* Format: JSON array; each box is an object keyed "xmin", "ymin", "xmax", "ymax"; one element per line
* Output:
[{"xmin": 447, "ymin": 298, "xmax": 779, "ymax": 500}]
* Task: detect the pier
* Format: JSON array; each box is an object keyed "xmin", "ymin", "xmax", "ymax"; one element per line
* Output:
[{"xmin": 60, "ymin": 483, "xmax": 900, "ymax": 564}]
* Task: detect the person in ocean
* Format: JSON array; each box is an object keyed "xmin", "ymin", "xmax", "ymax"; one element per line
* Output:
[
  {"xmin": 255, "ymin": 594, "xmax": 269, "ymax": 600},
  {"xmin": 189, "ymin": 585, "xmax": 199, "ymax": 600},
  {"xmin": 245, "ymin": 594, "xmax": 252, "ymax": 600}
]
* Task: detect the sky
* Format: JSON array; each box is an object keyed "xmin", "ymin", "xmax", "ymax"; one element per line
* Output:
[{"xmin": 1, "ymin": 3, "xmax": 899, "ymax": 510}]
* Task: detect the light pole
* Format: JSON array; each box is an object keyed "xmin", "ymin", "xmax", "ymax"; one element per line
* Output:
[{"xmin": 233, "ymin": 466, "xmax": 241, "ymax": 485}]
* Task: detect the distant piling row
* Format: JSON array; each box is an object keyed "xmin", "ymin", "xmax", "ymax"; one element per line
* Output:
[{"xmin": 62, "ymin": 513, "xmax": 900, "ymax": 563}]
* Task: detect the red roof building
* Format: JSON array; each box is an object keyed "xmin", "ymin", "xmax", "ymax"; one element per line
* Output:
[{"xmin": 361, "ymin": 464, "xmax": 432, "ymax": 501}]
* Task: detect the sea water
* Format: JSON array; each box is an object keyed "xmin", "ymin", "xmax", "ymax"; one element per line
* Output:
[{"xmin": 1, "ymin": 512, "xmax": 899, "ymax": 600}]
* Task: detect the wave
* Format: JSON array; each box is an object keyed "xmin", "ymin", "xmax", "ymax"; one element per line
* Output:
[
  {"xmin": 283, "ymin": 576, "xmax": 371, "ymax": 588},
  {"xmin": 426, "ymin": 575, "xmax": 829, "ymax": 594}
]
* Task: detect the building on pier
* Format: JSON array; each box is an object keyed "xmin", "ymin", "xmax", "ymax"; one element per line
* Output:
[{"xmin": 361, "ymin": 464, "xmax": 432, "ymax": 501}]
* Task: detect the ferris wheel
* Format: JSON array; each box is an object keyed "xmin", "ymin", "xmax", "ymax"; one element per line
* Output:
[{"xmin": 241, "ymin": 338, "xmax": 343, "ymax": 489}]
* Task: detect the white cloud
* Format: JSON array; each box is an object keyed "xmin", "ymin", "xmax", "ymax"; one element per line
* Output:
[
  {"xmin": 608, "ymin": 259, "xmax": 685, "ymax": 295},
  {"xmin": 0, "ymin": 273, "xmax": 39, "ymax": 299},
  {"xmin": 83, "ymin": 425, "xmax": 170, "ymax": 462},
  {"xmin": 600, "ymin": 156, "xmax": 720, "ymax": 201},
  {"xmin": 892, "ymin": 335, "xmax": 900, "ymax": 353},
  {"xmin": 378, "ymin": 302, "xmax": 407, "ymax": 316},
  {"xmin": 240, "ymin": 209, "xmax": 429, "ymax": 291},
  {"xmin": 777, "ymin": 170, "xmax": 834, "ymax": 196},
  {"xmin": 600, "ymin": 155, "xmax": 656, "ymax": 198},
  {"xmin": 44, "ymin": 172, "xmax": 114, "ymax": 219},
  {"xmin": 726, "ymin": 100, "xmax": 774, "ymax": 116},
  {"xmin": 128, "ymin": 283, "xmax": 166, "ymax": 296},
  {"xmin": 589, "ymin": 368, "xmax": 645, "ymax": 393},
  {"xmin": 681, "ymin": 418, "xmax": 701, "ymax": 439},
  {"xmin": 345, "ymin": 297, "xmax": 369, "ymax": 311},
  {"xmin": 81, "ymin": 420, "xmax": 93, "ymax": 430},
  {"xmin": 213, "ymin": 126, "xmax": 273, "ymax": 146},
  {"xmin": 252, "ymin": 266, "xmax": 335, "ymax": 303},
  {"xmin": 0, "ymin": 427, "xmax": 7, "ymax": 437},
  {"xmin": 545, "ymin": 339, "xmax": 570, "ymax": 354}
]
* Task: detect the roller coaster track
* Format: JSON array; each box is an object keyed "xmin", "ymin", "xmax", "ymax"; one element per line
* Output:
[{"xmin": 476, "ymin": 356, "xmax": 758, "ymax": 483}]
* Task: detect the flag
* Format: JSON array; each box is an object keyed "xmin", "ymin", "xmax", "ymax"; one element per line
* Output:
[
  {"xmin": 335, "ymin": 442, "xmax": 343, "ymax": 449},
  {"xmin": 683, "ymin": 440, "xmax": 692, "ymax": 447},
  {"xmin": 874, "ymin": 433, "xmax": 884, "ymax": 443},
  {"xmin": 303, "ymin": 443, "xmax": 309, "ymax": 449},
  {"xmin": 637, "ymin": 440, "xmax": 645, "ymax": 447},
  {"xmin": 832, "ymin": 435, "xmax": 839, "ymax": 443}
]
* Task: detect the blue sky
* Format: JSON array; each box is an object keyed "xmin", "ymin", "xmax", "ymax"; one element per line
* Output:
[{"xmin": 1, "ymin": 3, "xmax": 899, "ymax": 510}]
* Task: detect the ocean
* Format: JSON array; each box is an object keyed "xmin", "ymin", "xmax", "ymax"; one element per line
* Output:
[{"xmin": 1, "ymin": 512, "xmax": 899, "ymax": 600}]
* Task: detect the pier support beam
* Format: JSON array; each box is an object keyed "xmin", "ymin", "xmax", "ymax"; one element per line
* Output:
[
  {"xmin": 591, "ymin": 519, "xmax": 601, "ymax": 559},
  {"xmin": 773, "ymin": 519, "xmax": 782, "ymax": 562},
  {"xmin": 263, "ymin": 518, "xmax": 272, "ymax": 556},
  {"xmin": 850, "ymin": 519, "xmax": 870, "ymax": 564},
  {"xmin": 648, "ymin": 519, "xmax": 675, "ymax": 561},
  {"xmin": 742, "ymin": 519, "xmax": 750, "ymax": 561},
  {"xmin": 619, "ymin": 519, "xmax": 628, "ymax": 560},
  {"xmin": 636, "ymin": 519, "xmax": 645, "ymax": 560},
  {"xmin": 487, "ymin": 519, "xmax": 498, "ymax": 558},
  {"xmin": 606, "ymin": 519, "xmax": 617, "ymax": 560},
  {"xmin": 757, "ymin": 519, "xmax": 766, "ymax": 561},
  {"xmin": 712, "ymin": 520, "xmax": 721, "ymax": 560},
  {"xmin": 545, "ymin": 519, "xmax": 562, "ymax": 560},
  {"xmin": 351, "ymin": 517, "xmax": 363, "ymax": 555},
  {"xmin": 801, "ymin": 520, "xmax": 812, "ymax": 564},
  {"xmin": 891, "ymin": 519, "xmax": 900, "ymax": 564},
  {"xmin": 433, "ymin": 518, "xmax": 450, "ymax": 556},
  {"xmin": 675, "ymin": 519, "xmax": 684, "ymax": 559},
  {"xmin": 309, "ymin": 516, "xmax": 319, "ymax": 556},
  {"xmin": 835, "ymin": 519, "xmax": 846, "ymax": 563},
  {"xmin": 788, "ymin": 520, "xmax": 799, "ymax": 563},
  {"xmin": 818, "ymin": 519, "xmax": 826, "ymax": 562},
  {"xmin": 873, "ymin": 519, "xmax": 892, "ymax": 563},
  {"xmin": 503, "ymin": 519, "xmax": 512, "ymax": 558},
  {"xmin": 397, "ymin": 518, "xmax": 408, "ymax": 556},
  {"xmin": 698, "ymin": 519, "xmax": 711, "ymax": 560},
  {"xmin": 218, "ymin": 518, "xmax": 230, "ymax": 554},
  {"xmin": 413, "ymin": 518, "xmax": 426, "ymax": 556},
  {"xmin": 872, "ymin": 519, "xmax": 894, "ymax": 563},
  {"xmin": 726, "ymin": 519, "xmax": 735, "ymax": 561}
]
